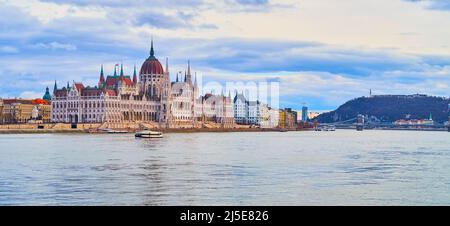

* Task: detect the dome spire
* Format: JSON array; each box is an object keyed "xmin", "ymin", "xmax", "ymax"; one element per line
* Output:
[
  {"xmin": 150, "ymin": 36, "xmax": 155, "ymax": 57},
  {"xmin": 141, "ymin": 36, "xmax": 164, "ymax": 75}
]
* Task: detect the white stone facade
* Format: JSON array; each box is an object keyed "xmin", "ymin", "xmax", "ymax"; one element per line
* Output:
[
  {"xmin": 233, "ymin": 93, "xmax": 277, "ymax": 127},
  {"xmin": 233, "ymin": 94, "xmax": 248, "ymax": 124}
]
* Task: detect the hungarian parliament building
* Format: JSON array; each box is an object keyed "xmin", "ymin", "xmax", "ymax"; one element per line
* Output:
[{"xmin": 51, "ymin": 40, "xmax": 235, "ymax": 128}]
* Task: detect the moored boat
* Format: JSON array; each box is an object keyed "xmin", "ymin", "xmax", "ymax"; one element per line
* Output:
[
  {"xmin": 135, "ymin": 130, "xmax": 163, "ymax": 138},
  {"xmin": 100, "ymin": 128, "xmax": 129, "ymax": 134},
  {"xmin": 315, "ymin": 125, "xmax": 336, "ymax": 131}
]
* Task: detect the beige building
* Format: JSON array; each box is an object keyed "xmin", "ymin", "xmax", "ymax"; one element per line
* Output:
[
  {"xmin": 279, "ymin": 108, "xmax": 297, "ymax": 129},
  {"xmin": 37, "ymin": 104, "xmax": 51, "ymax": 123},
  {"xmin": 0, "ymin": 99, "xmax": 51, "ymax": 124},
  {"xmin": 260, "ymin": 107, "xmax": 279, "ymax": 128}
]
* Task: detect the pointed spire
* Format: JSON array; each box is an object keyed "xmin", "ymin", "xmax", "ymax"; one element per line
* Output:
[
  {"xmin": 120, "ymin": 64, "xmax": 124, "ymax": 77},
  {"xmin": 53, "ymin": 80, "xmax": 57, "ymax": 94},
  {"xmin": 99, "ymin": 64, "xmax": 105, "ymax": 83},
  {"xmin": 184, "ymin": 71, "xmax": 187, "ymax": 82},
  {"xmin": 133, "ymin": 64, "xmax": 137, "ymax": 84},
  {"xmin": 176, "ymin": 73, "xmax": 179, "ymax": 82},
  {"xmin": 67, "ymin": 81, "xmax": 70, "ymax": 89},
  {"xmin": 114, "ymin": 65, "xmax": 117, "ymax": 76},
  {"xmin": 186, "ymin": 60, "xmax": 192, "ymax": 85},
  {"xmin": 187, "ymin": 60, "xmax": 191, "ymax": 76}
]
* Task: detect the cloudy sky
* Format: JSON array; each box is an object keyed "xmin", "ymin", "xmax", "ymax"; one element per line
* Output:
[{"xmin": 1, "ymin": 0, "xmax": 450, "ymax": 110}]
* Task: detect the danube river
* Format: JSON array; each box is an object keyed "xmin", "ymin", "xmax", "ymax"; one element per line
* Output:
[{"xmin": 1, "ymin": 130, "xmax": 450, "ymax": 205}]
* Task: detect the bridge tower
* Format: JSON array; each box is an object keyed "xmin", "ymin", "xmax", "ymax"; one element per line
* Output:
[
  {"xmin": 448, "ymin": 116, "xmax": 450, "ymax": 132},
  {"xmin": 448, "ymin": 104, "xmax": 450, "ymax": 132},
  {"xmin": 356, "ymin": 114, "xmax": 364, "ymax": 131}
]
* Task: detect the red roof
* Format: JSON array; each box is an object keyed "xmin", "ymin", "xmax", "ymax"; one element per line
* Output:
[
  {"xmin": 74, "ymin": 83, "xmax": 85, "ymax": 92},
  {"xmin": 32, "ymin": 99, "xmax": 49, "ymax": 105},
  {"xmin": 81, "ymin": 88, "xmax": 102, "ymax": 97},
  {"xmin": 3, "ymin": 99, "xmax": 33, "ymax": 104},
  {"xmin": 61, "ymin": 86, "xmax": 117, "ymax": 97},
  {"xmin": 105, "ymin": 76, "xmax": 133, "ymax": 87},
  {"xmin": 2, "ymin": 99, "xmax": 49, "ymax": 105},
  {"xmin": 140, "ymin": 57, "xmax": 164, "ymax": 75}
]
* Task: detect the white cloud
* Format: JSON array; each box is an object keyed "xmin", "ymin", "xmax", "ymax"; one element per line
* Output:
[
  {"xmin": 19, "ymin": 91, "xmax": 42, "ymax": 99},
  {"xmin": 0, "ymin": 46, "xmax": 19, "ymax": 53},
  {"xmin": 31, "ymin": 42, "xmax": 77, "ymax": 51}
]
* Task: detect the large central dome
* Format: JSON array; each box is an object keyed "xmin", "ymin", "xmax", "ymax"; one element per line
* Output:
[{"xmin": 140, "ymin": 40, "xmax": 164, "ymax": 75}]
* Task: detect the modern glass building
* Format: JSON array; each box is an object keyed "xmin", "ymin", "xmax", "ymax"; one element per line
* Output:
[{"xmin": 301, "ymin": 106, "xmax": 308, "ymax": 122}]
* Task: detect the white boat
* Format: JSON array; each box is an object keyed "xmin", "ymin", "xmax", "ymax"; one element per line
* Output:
[
  {"xmin": 327, "ymin": 125, "xmax": 336, "ymax": 131},
  {"xmin": 135, "ymin": 130, "xmax": 163, "ymax": 138}
]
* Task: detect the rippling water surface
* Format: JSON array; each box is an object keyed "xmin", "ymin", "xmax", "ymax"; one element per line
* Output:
[{"xmin": 1, "ymin": 130, "xmax": 450, "ymax": 205}]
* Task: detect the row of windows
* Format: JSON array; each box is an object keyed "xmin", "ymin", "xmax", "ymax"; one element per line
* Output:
[
  {"xmin": 174, "ymin": 116, "xmax": 192, "ymax": 120},
  {"xmin": 53, "ymin": 101, "xmax": 161, "ymax": 110},
  {"xmin": 52, "ymin": 113, "xmax": 165, "ymax": 122}
]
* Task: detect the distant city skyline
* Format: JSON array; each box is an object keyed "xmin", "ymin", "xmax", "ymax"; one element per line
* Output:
[{"xmin": 1, "ymin": 0, "xmax": 450, "ymax": 110}]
